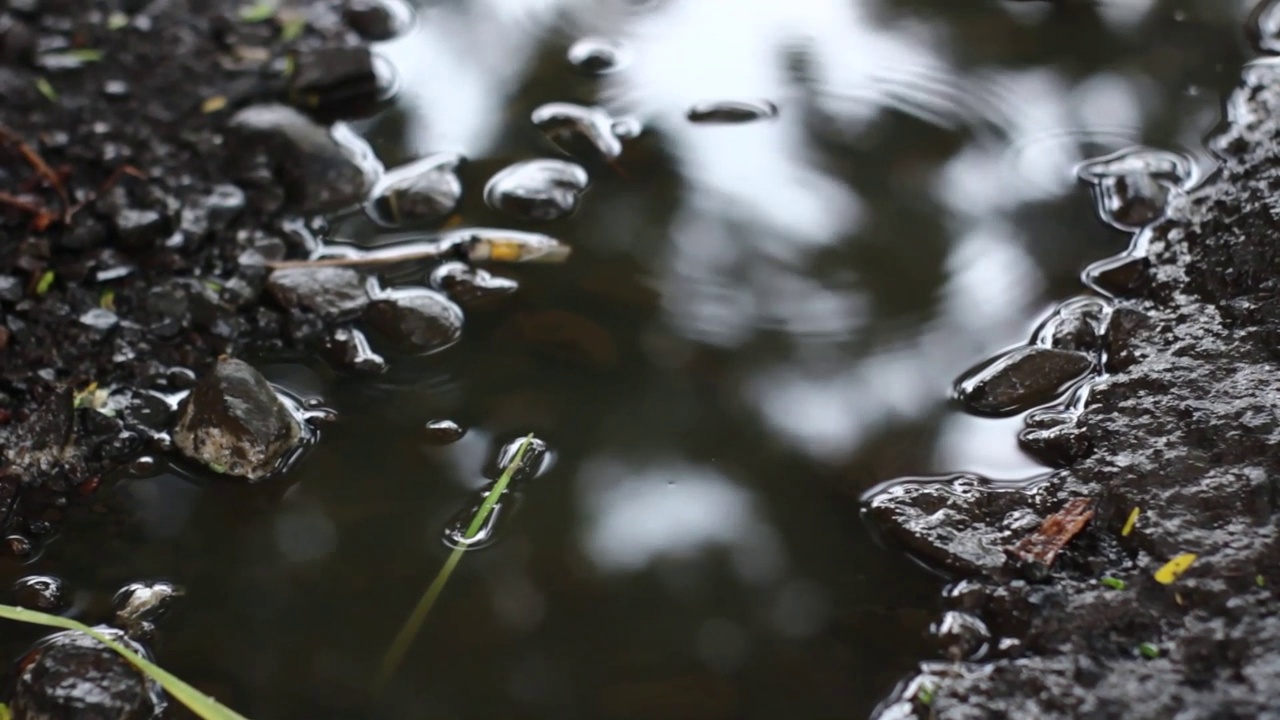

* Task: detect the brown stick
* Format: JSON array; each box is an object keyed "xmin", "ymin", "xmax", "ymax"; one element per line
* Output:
[
  {"xmin": 0, "ymin": 125, "xmax": 71, "ymax": 222},
  {"xmin": 264, "ymin": 247, "xmax": 456, "ymax": 270}
]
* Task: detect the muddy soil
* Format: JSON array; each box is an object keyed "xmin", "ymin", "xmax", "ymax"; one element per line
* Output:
[
  {"xmin": 867, "ymin": 54, "xmax": 1280, "ymax": 720},
  {"xmin": 0, "ymin": 0, "xmax": 382, "ymax": 543}
]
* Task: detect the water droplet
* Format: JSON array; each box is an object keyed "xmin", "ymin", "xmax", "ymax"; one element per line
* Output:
[
  {"xmin": 531, "ymin": 103, "xmax": 623, "ymax": 161},
  {"xmin": 423, "ymin": 419, "xmax": 466, "ymax": 445},
  {"xmin": 13, "ymin": 576, "xmax": 66, "ymax": 612},
  {"xmin": 686, "ymin": 100, "xmax": 778, "ymax": 124},
  {"xmin": 365, "ymin": 153, "xmax": 463, "ymax": 227},
  {"xmin": 484, "ymin": 159, "xmax": 589, "ymax": 222},
  {"xmin": 1077, "ymin": 147, "xmax": 1193, "ymax": 230},
  {"xmin": 566, "ymin": 37, "xmax": 626, "ymax": 75}
]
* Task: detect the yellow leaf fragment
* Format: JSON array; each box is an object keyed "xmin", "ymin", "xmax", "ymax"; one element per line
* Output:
[
  {"xmin": 201, "ymin": 95, "xmax": 229, "ymax": 114},
  {"xmin": 1154, "ymin": 553, "xmax": 1197, "ymax": 585},
  {"xmin": 1121, "ymin": 507, "xmax": 1140, "ymax": 537}
]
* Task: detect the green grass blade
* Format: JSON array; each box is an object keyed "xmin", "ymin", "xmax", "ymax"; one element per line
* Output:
[
  {"xmin": 376, "ymin": 434, "xmax": 534, "ymax": 689},
  {"xmin": 0, "ymin": 604, "xmax": 251, "ymax": 720}
]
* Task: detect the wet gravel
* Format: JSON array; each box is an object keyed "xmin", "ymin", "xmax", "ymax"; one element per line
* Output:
[{"xmin": 867, "ymin": 56, "xmax": 1280, "ymax": 720}]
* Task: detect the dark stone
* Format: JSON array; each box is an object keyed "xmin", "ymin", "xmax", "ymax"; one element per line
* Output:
[
  {"xmin": 202, "ymin": 183, "xmax": 246, "ymax": 228},
  {"xmin": 363, "ymin": 288, "xmax": 464, "ymax": 354},
  {"xmin": 0, "ymin": 275, "xmax": 22, "ymax": 303},
  {"xmin": 11, "ymin": 629, "xmax": 158, "ymax": 720},
  {"xmin": 1034, "ymin": 297, "xmax": 1109, "ymax": 355},
  {"xmin": 0, "ymin": 387, "xmax": 82, "ymax": 483},
  {"xmin": 267, "ymin": 266, "xmax": 369, "ymax": 321},
  {"xmin": 288, "ymin": 46, "xmax": 390, "ymax": 117},
  {"xmin": 12, "ymin": 575, "xmax": 66, "ymax": 612},
  {"xmin": 0, "ymin": 14, "xmax": 37, "ymax": 65},
  {"xmin": 342, "ymin": 0, "xmax": 411, "ymax": 40},
  {"xmin": 171, "ymin": 357, "xmax": 303, "ymax": 480},
  {"xmin": 955, "ymin": 346, "xmax": 1095, "ymax": 417},
  {"xmin": 365, "ymin": 153, "xmax": 462, "ymax": 227},
  {"xmin": 111, "ymin": 208, "xmax": 172, "ymax": 251},
  {"xmin": 428, "ymin": 261, "xmax": 519, "ymax": 309},
  {"xmin": 227, "ymin": 103, "xmax": 376, "ymax": 213},
  {"xmin": 320, "ymin": 327, "xmax": 386, "ymax": 374},
  {"xmin": 1082, "ymin": 254, "xmax": 1149, "ymax": 297},
  {"xmin": 483, "ymin": 159, "xmax": 588, "ymax": 222},
  {"xmin": 1018, "ymin": 412, "xmax": 1091, "ymax": 468},
  {"xmin": 423, "ymin": 419, "xmax": 465, "ymax": 445}
]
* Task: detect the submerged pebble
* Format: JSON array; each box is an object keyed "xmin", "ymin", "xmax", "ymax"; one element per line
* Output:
[
  {"xmin": 1077, "ymin": 148, "xmax": 1193, "ymax": 230},
  {"xmin": 171, "ymin": 358, "xmax": 304, "ymax": 480},
  {"xmin": 364, "ymin": 287, "xmax": 464, "ymax": 354},
  {"xmin": 483, "ymin": 159, "xmax": 589, "ymax": 222},
  {"xmin": 955, "ymin": 346, "xmax": 1095, "ymax": 417},
  {"xmin": 321, "ymin": 327, "xmax": 387, "ymax": 374},
  {"xmin": 429, "ymin": 261, "xmax": 519, "ymax": 309},
  {"xmin": 686, "ymin": 100, "xmax": 779, "ymax": 124},
  {"xmin": 531, "ymin": 103, "xmax": 623, "ymax": 161},
  {"xmin": 12, "ymin": 629, "xmax": 161, "ymax": 720},
  {"xmin": 1082, "ymin": 253, "xmax": 1148, "ymax": 297},
  {"xmin": 365, "ymin": 153, "xmax": 463, "ymax": 227},
  {"xmin": 423, "ymin": 419, "xmax": 466, "ymax": 445},
  {"xmin": 1018, "ymin": 411, "xmax": 1091, "ymax": 468},
  {"xmin": 1033, "ymin": 297, "xmax": 1110, "ymax": 355},
  {"xmin": 566, "ymin": 37, "xmax": 625, "ymax": 74}
]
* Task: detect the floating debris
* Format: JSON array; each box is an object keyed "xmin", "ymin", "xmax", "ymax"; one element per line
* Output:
[
  {"xmin": 686, "ymin": 100, "xmax": 779, "ymax": 124},
  {"xmin": 1154, "ymin": 553, "xmax": 1198, "ymax": 585},
  {"xmin": 566, "ymin": 37, "xmax": 625, "ymax": 74},
  {"xmin": 483, "ymin": 159, "xmax": 589, "ymax": 222},
  {"xmin": 1007, "ymin": 498, "xmax": 1095, "ymax": 574},
  {"xmin": 531, "ymin": 102, "xmax": 623, "ymax": 161},
  {"xmin": 1121, "ymin": 507, "xmax": 1140, "ymax": 537},
  {"xmin": 266, "ymin": 229, "xmax": 570, "ymax": 271}
]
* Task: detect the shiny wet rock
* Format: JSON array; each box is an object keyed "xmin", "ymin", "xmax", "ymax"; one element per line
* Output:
[
  {"xmin": 531, "ymin": 103, "xmax": 623, "ymax": 161},
  {"xmin": 955, "ymin": 346, "xmax": 1095, "ymax": 417},
  {"xmin": 171, "ymin": 357, "xmax": 303, "ymax": 480},
  {"xmin": 423, "ymin": 419, "xmax": 465, "ymax": 445},
  {"xmin": 267, "ymin": 266, "xmax": 370, "ymax": 322},
  {"xmin": 483, "ymin": 159, "xmax": 589, "ymax": 222},
  {"xmin": 365, "ymin": 153, "xmax": 463, "ymax": 227},
  {"xmin": 363, "ymin": 287, "xmax": 464, "ymax": 354},
  {"xmin": 428, "ymin": 261, "xmax": 519, "ymax": 310}
]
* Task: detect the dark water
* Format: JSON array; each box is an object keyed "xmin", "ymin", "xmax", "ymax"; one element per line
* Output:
[{"xmin": 0, "ymin": 1, "xmax": 1259, "ymax": 718}]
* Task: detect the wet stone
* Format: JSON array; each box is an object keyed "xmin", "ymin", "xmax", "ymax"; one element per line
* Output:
[
  {"xmin": 320, "ymin": 326, "xmax": 387, "ymax": 374},
  {"xmin": 686, "ymin": 100, "xmax": 779, "ymax": 124},
  {"xmin": 1104, "ymin": 306, "xmax": 1153, "ymax": 373},
  {"xmin": 267, "ymin": 266, "xmax": 369, "ymax": 322},
  {"xmin": 567, "ymin": 37, "xmax": 625, "ymax": 74},
  {"xmin": 366, "ymin": 153, "xmax": 462, "ymax": 227},
  {"xmin": 78, "ymin": 308, "xmax": 118, "ymax": 331},
  {"xmin": 483, "ymin": 159, "xmax": 589, "ymax": 222},
  {"xmin": 12, "ymin": 628, "xmax": 160, "ymax": 720},
  {"xmin": 1078, "ymin": 148, "xmax": 1192, "ymax": 230},
  {"xmin": 955, "ymin": 346, "xmax": 1095, "ymax": 417},
  {"xmin": 1034, "ymin": 297, "xmax": 1109, "ymax": 354},
  {"xmin": 171, "ymin": 357, "xmax": 303, "ymax": 480},
  {"xmin": 342, "ymin": 0, "xmax": 412, "ymax": 41},
  {"xmin": 228, "ymin": 103, "xmax": 376, "ymax": 213},
  {"xmin": 289, "ymin": 46, "xmax": 383, "ymax": 114},
  {"xmin": 12, "ymin": 575, "xmax": 66, "ymax": 612},
  {"xmin": 363, "ymin": 287, "xmax": 464, "ymax": 354},
  {"xmin": 202, "ymin": 183, "xmax": 246, "ymax": 228},
  {"xmin": 423, "ymin": 419, "xmax": 465, "ymax": 445},
  {"xmin": 1018, "ymin": 414, "xmax": 1091, "ymax": 468},
  {"xmin": 101, "ymin": 80, "xmax": 130, "ymax": 99},
  {"xmin": 111, "ymin": 207, "xmax": 172, "ymax": 251},
  {"xmin": 0, "ymin": 15, "xmax": 37, "ymax": 65},
  {"xmin": 1082, "ymin": 254, "xmax": 1149, "ymax": 297},
  {"xmin": 932, "ymin": 611, "xmax": 991, "ymax": 662},
  {"xmin": 429, "ymin": 261, "xmax": 519, "ymax": 309},
  {"xmin": 531, "ymin": 103, "xmax": 623, "ymax": 161},
  {"xmin": 0, "ymin": 275, "xmax": 22, "ymax": 303}
]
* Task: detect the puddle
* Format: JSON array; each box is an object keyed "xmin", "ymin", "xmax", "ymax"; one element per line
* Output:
[{"xmin": 0, "ymin": 0, "xmax": 1257, "ymax": 718}]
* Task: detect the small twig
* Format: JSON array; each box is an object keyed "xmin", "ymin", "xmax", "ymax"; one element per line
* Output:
[
  {"xmin": 0, "ymin": 125, "xmax": 71, "ymax": 222},
  {"xmin": 0, "ymin": 191, "xmax": 50, "ymax": 216},
  {"xmin": 265, "ymin": 248, "xmax": 457, "ymax": 271}
]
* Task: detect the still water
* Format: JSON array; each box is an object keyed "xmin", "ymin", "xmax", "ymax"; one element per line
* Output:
[{"xmin": 0, "ymin": 0, "xmax": 1258, "ymax": 718}]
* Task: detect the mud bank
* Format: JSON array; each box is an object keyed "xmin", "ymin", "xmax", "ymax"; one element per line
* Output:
[
  {"xmin": 0, "ymin": 0, "xmax": 393, "ymax": 542},
  {"xmin": 867, "ymin": 58, "xmax": 1280, "ymax": 720}
]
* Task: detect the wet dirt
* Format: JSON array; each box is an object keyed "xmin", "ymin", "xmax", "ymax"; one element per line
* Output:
[{"xmin": 867, "ymin": 55, "xmax": 1280, "ymax": 720}]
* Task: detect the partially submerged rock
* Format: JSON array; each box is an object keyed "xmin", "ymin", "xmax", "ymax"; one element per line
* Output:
[
  {"xmin": 363, "ymin": 287, "xmax": 464, "ymax": 354},
  {"xmin": 171, "ymin": 358, "xmax": 302, "ymax": 480},
  {"xmin": 365, "ymin": 153, "xmax": 463, "ymax": 227},
  {"xmin": 954, "ymin": 346, "xmax": 1094, "ymax": 416},
  {"xmin": 267, "ymin": 266, "xmax": 370, "ymax": 321},
  {"xmin": 227, "ymin": 103, "xmax": 377, "ymax": 213}
]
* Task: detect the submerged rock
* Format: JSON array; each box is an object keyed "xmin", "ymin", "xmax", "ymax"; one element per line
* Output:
[
  {"xmin": 267, "ymin": 266, "xmax": 370, "ymax": 321},
  {"xmin": 423, "ymin": 419, "xmax": 466, "ymax": 445},
  {"xmin": 364, "ymin": 287, "xmax": 464, "ymax": 354},
  {"xmin": 227, "ymin": 103, "xmax": 376, "ymax": 213},
  {"xmin": 171, "ymin": 358, "xmax": 302, "ymax": 480},
  {"xmin": 320, "ymin": 326, "xmax": 387, "ymax": 374},
  {"xmin": 365, "ymin": 153, "xmax": 463, "ymax": 227},
  {"xmin": 954, "ymin": 346, "xmax": 1094, "ymax": 416}
]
